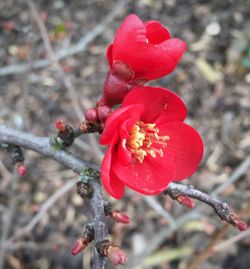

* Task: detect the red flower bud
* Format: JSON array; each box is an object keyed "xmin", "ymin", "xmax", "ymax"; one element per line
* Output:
[
  {"xmin": 71, "ymin": 238, "xmax": 89, "ymax": 256},
  {"xmin": 100, "ymin": 71, "xmax": 131, "ymax": 107},
  {"xmin": 3, "ymin": 21, "xmax": 16, "ymax": 31},
  {"xmin": 55, "ymin": 120, "xmax": 65, "ymax": 131},
  {"xmin": 107, "ymin": 246, "xmax": 127, "ymax": 266},
  {"xmin": 112, "ymin": 210, "xmax": 130, "ymax": 224},
  {"xmin": 17, "ymin": 164, "xmax": 27, "ymax": 176},
  {"xmin": 85, "ymin": 108, "xmax": 98, "ymax": 122},
  {"xmin": 177, "ymin": 195, "xmax": 195, "ymax": 208},
  {"xmin": 230, "ymin": 214, "xmax": 248, "ymax": 231},
  {"xmin": 235, "ymin": 220, "xmax": 248, "ymax": 231},
  {"xmin": 97, "ymin": 105, "xmax": 111, "ymax": 122}
]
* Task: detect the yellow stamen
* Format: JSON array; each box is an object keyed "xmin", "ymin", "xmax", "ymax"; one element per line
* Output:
[{"xmin": 126, "ymin": 121, "xmax": 170, "ymax": 163}]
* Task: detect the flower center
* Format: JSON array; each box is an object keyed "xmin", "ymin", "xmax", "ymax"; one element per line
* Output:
[{"xmin": 126, "ymin": 121, "xmax": 170, "ymax": 163}]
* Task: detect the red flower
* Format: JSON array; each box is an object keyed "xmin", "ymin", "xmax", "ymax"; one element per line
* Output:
[
  {"xmin": 100, "ymin": 86, "xmax": 203, "ymax": 199},
  {"xmin": 108, "ymin": 14, "xmax": 186, "ymax": 81},
  {"xmin": 100, "ymin": 14, "xmax": 186, "ymax": 107}
]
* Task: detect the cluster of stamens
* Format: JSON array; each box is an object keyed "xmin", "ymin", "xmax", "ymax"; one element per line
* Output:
[{"xmin": 126, "ymin": 121, "xmax": 170, "ymax": 163}]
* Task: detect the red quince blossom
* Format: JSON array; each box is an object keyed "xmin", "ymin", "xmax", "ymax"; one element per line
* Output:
[
  {"xmin": 100, "ymin": 14, "xmax": 186, "ymax": 107},
  {"xmin": 100, "ymin": 86, "xmax": 203, "ymax": 199}
]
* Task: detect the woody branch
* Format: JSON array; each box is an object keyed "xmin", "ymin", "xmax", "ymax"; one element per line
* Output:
[
  {"xmin": 0, "ymin": 124, "xmax": 107, "ymax": 269},
  {"xmin": 0, "ymin": 124, "xmax": 247, "ymax": 232}
]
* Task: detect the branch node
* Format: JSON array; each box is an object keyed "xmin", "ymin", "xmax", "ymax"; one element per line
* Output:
[
  {"xmin": 80, "ymin": 167, "xmax": 100, "ymax": 182},
  {"xmin": 104, "ymin": 201, "xmax": 130, "ymax": 224},
  {"xmin": 76, "ymin": 181, "xmax": 93, "ymax": 199},
  {"xmin": 71, "ymin": 223, "xmax": 94, "ymax": 256},
  {"xmin": 79, "ymin": 120, "xmax": 103, "ymax": 134},
  {"xmin": 96, "ymin": 239, "xmax": 127, "ymax": 266},
  {"xmin": 214, "ymin": 205, "xmax": 248, "ymax": 231},
  {"xmin": 165, "ymin": 186, "xmax": 195, "ymax": 208}
]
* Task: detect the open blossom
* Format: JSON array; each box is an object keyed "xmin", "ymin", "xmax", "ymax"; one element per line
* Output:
[
  {"xmin": 100, "ymin": 14, "xmax": 186, "ymax": 107},
  {"xmin": 100, "ymin": 86, "xmax": 203, "ymax": 199}
]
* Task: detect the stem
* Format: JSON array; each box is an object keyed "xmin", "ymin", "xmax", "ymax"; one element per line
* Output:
[{"xmin": 0, "ymin": 124, "xmax": 107, "ymax": 269}]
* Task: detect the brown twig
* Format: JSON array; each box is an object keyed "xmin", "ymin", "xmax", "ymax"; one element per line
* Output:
[
  {"xmin": 123, "ymin": 156, "xmax": 250, "ymax": 269},
  {"xmin": 165, "ymin": 183, "xmax": 248, "ymax": 231},
  {"xmin": 0, "ymin": 124, "xmax": 107, "ymax": 269},
  {"xmin": 0, "ymin": 125, "xmax": 248, "ymax": 268}
]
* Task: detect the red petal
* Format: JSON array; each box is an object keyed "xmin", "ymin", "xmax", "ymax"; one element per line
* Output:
[
  {"xmin": 111, "ymin": 14, "xmax": 186, "ymax": 80},
  {"xmin": 100, "ymin": 104, "xmax": 143, "ymax": 145},
  {"xmin": 117, "ymin": 119, "xmax": 134, "ymax": 165},
  {"xmin": 144, "ymin": 20, "xmax": 171, "ymax": 44},
  {"xmin": 122, "ymin": 86, "xmax": 187, "ymax": 123},
  {"xmin": 100, "ymin": 139, "xmax": 125, "ymax": 199},
  {"xmin": 139, "ymin": 38, "xmax": 186, "ymax": 80},
  {"xmin": 159, "ymin": 121, "xmax": 203, "ymax": 180},
  {"xmin": 106, "ymin": 44, "xmax": 113, "ymax": 68},
  {"xmin": 113, "ymin": 37, "xmax": 186, "ymax": 80},
  {"xmin": 117, "ymin": 141, "xmax": 132, "ymax": 166},
  {"xmin": 112, "ymin": 154, "xmax": 175, "ymax": 195},
  {"xmin": 113, "ymin": 14, "xmax": 146, "ymax": 47}
]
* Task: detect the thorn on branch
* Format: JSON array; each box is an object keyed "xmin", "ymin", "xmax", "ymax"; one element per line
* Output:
[
  {"xmin": 96, "ymin": 239, "xmax": 127, "ymax": 266},
  {"xmin": 71, "ymin": 224, "xmax": 94, "ymax": 256},
  {"xmin": 104, "ymin": 201, "xmax": 130, "ymax": 224}
]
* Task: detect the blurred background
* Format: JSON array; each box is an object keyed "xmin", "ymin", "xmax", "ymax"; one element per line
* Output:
[{"xmin": 0, "ymin": 0, "xmax": 250, "ymax": 268}]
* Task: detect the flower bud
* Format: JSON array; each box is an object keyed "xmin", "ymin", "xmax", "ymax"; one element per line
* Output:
[
  {"xmin": 85, "ymin": 108, "xmax": 98, "ymax": 122},
  {"xmin": 177, "ymin": 195, "xmax": 195, "ymax": 208},
  {"xmin": 230, "ymin": 213, "xmax": 248, "ymax": 231},
  {"xmin": 112, "ymin": 210, "xmax": 130, "ymax": 224},
  {"xmin": 71, "ymin": 238, "xmax": 86, "ymax": 256},
  {"xmin": 17, "ymin": 164, "xmax": 27, "ymax": 176},
  {"xmin": 71, "ymin": 224, "xmax": 94, "ymax": 256},
  {"xmin": 97, "ymin": 105, "xmax": 111, "ymax": 122},
  {"xmin": 107, "ymin": 246, "xmax": 127, "ymax": 266},
  {"xmin": 96, "ymin": 240, "xmax": 127, "ymax": 266},
  {"xmin": 3, "ymin": 21, "xmax": 16, "ymax": 31},
  {"xmin": 55, "ymin": 120, "xmax": 65, "ymax": 131},
  {"xmin": 104, "ymin": 202, "xmax": 130, "ymax": 224}
]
